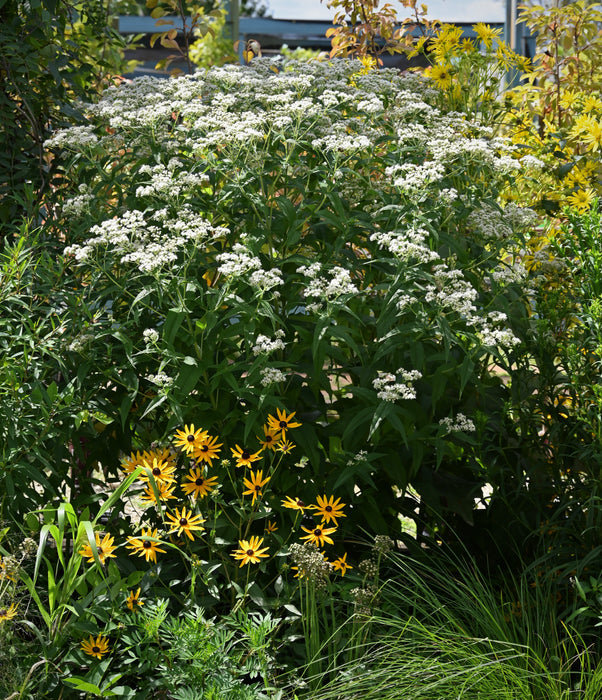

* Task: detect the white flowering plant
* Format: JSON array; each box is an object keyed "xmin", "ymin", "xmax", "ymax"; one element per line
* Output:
[{"xmin": 43, "ymin": 58, "xmax": 540, "ymax": 539}]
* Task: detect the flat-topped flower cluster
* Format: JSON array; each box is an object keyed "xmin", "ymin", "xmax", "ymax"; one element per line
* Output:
[{"xmin": 45, "ymin": 58, "xmax": 540, "ymax": 535}]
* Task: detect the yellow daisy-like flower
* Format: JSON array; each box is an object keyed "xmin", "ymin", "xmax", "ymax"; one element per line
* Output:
[
  {"xmin": 300, "ymin": 523, "xmax": 337, "ymax": 547},
  {"xmin": 231, "ymin": 444, "xmax": 263, "ymax": 468},
  {"xmin": 472, "ymin": 22, "xmax": 502, "ymax": 50},
  {"xmin": 139, "ymin": 479, "xmax": 177, "ymax": 506},
  {"xmin": 567, "ymin": 187, "xmax": 597, "ymax": 212},
  {"xmin": 309, "ymin": 495, "xmax": 347, "ymax": 525},
  {"xmin": 121, "ymin": 447, "xmax": 177, "ymax": 475},
  {"xmin": 281, "ymin": 496, "xmax": 306, "ymax": 511},
  {"xmin": 182, "ymin": 467, "xmax": 219, "ymax": 500},
  {"xmin": 138, "ymin": 457, "xmax": 177, "ymax": 485},
  {"xmin": 265, "ymin": 520, "xmax": 278, "ymax": 534},
  {"xmin": 257, "ymin": 425, "xmax": 280, "ymax": 452},
  {"xmin": 332, "ymin": 552, "xmax": 353, "ymax": 576},
  {"xmin": 428, "ymin": 63, "xmax": 453, "ymax": 90},
  {"xmin": 0, "ymin": 602, "xmax": 18, "ymax": 623},
  {"xmin": 165, "ymin": 507, "xmax": 206, "ymax": 541},
  {"xmin": 276, "ymin": 439, "xmax": 296, "ymax": 454},
  {"xmin": 192, "ymin": 434, "xmax": 222, "ymax": 467},
  {"xmin": 126, "ymin": 527, "xmax": 166, "ymax": 563},
  {"xmin": 266, "ymin": 408, "xmax": 302, "ymax": 440},
  {"xmin": 583, "ymin": 95, "xmax": 602, "ymax": 114},
  {"xmin": 125, "ymin": 587, "xmax": 144, "ymax": 611},
  {"xmin": 173, "ymin": 424, "xmax": 209, "ymax": 455},
  {"xmin": 81, "ymin": 634, "xmax": 110, "ymax": 660},
  {"xmin": 231, "ymin": 535, "xmax": 270, "ymax": 567},
  {"xmin": 79, "ymin": 533, "xmax": 117, "ymax": 565},
  {"xmin": 242, "ymin": 469, "xmax": 271, "ymax": 505},
  {"xmin": 121, "ymin": 450, "xmax": 147, "ymax": 475}
]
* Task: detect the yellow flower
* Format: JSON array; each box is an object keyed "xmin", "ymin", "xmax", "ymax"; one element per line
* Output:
[
  {"xmin": 332, "ymin": 552, "xmax": 353, "ymax": 576},
  {"xmin": 281, "ymin": 496, "xmax": 306, "ymax": 511},
  {"xmin": 125, "ymin": 587, "xmax": 144, "ymax": 611},
  {"xmin": 165, "ymin": 507, "xmax": 206, "ymax": 541},
  {"xmin": 264, "ymin": 520, "xmax": 278, "ymax": 534},
  {"xmin": 428, "ymin": 63, "xmax": 453, "ymax": 90},
  {"xmin": 231, "ymin": 536, "xmax": 269, "ymax": 567},
  {"xmin": 79, "ymin": 533, "xmax": 117, "ymax": 565},
  {"xmin": 192, "ymin": 434, "xmax": 222, "ymax": 467},
  {"xmin": 173, "ymin": 424, "xmax": 209, "ymax": 454},
  {"xmin": 567, "ymin": 188, "xmax": 597, "ymax": 211},
  {"xmin": 257, "ymin": 425, "xmax": 280, "ymax": 452},
  {"xmin": 242, "ymin": 469, "xmax": 271, "ymax": 505},
  {"xmin": 472, "ymin": 22, "xmax": 502, "ymax": 50},
  {"xmin": 138, "ymin": 457, "xmax": 177, "ymax": 485},
  {"xmin": 266, "ymin": 408, "xmax": 302, "ymax": 440},
  {"xmin": 309, "ymin": 495, "xmax": 347, "ymax": 525},
  {"xmin": 583, "ymin": 95, "xmax": 602, "ymax": 114},
  {"xmin": 276, "ymin": 439, "xmax": 296, "ymax": 454},
  {"xmin": 0, "ymin": 602, "xmax": 18, "ymax": 623},
  {"xmin": 182, "ymin": 467, "xmax": 219, "ymax": 500},
  {"xmin": 139, "ymin": 479, "xmax": 177, "ymax": 506},
  {"xmin": 126, "ymin": 527, "xmax": 166, "ymax": 563},
  {"xmin": 80, "ymin": 634, "xmax": 110, "ymax": 660},
  {"xmin": 230, "ymin": 444, "xmax": 263, "ymax": 468},
  {"xmin": 560, "ymin": 90, "xmax": 579, "ymax": 110},
  {"xmin": 300, "ymin": 522, "xmax": 337, "ymax": 547}
]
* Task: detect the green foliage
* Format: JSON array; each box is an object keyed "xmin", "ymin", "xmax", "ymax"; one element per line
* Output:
[{"xmin": 0, "ymin": 0, "xmax": 140, "ymax": 228}]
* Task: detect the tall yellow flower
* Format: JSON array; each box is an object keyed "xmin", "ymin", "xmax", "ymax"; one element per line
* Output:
[
  {"xmin": 242, "ymin": 469, "xmax": 271, "ymax": 505},
  {"xmin": 473, "ymin": 22, "xmax": 502, "ymax": 50},
  {"xmin": 0, "ymin": 602, "xmax": 18, "ymax": 623},
  {"xmin": 126, "ymin": 527, "xmax": 166, "ymax": 563},
  {"xmin": 125, "ymin": 588, "xmax": 144, "ymax": 611},
  {"xmin": 266, "ymin": 408, "xmax": 302, "ymax": 440},
  {"xmin": 79, "ymin": 533, "xmax": 117, "ymax": 565},
  {"xmin": 231, "ymin": 536, "xmax": 269, "ymax": 567},
  {"xmin": 81, "ymin": 634, "xmax": 110, "ymax": 660},
  {"xmin": 309, "ymin": 495, "xmax": 347, "ymax": 525},
  {"xmin": 165, "ymin": 507, "xmax": 206, "ymax": 541},
  {"xmin": 192, "ymin": 434, "xmax": 222, "ymax": 467},
  {"xmin": 182, "ymin": 467, "xmax": 219, "ymax": 500},
  {"xmin": 173, "ymin": 424, "xmax": 209, "ymax": 454},
  {"xmin": 230, "ymin": 444, "xmax": 263, "ymax": 468},
  {"xmin": 300, "ymin": 523, "xmax": 337, "ymax": 547}
]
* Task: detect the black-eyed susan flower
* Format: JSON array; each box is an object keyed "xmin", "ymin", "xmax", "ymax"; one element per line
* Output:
[
  {"xmin": 138, "ymin": 457, "xmax": 177, "ymax": 485},
  {"xmin": 300, "ymin": 523, "xmax": 337, "ymax": 547},
  {"xmin": 231, "ymin": 444, "xmax": 263, "ymax": 468},
  {"xmin": 125, "ymin": 587, "xmax": 144, "ymax": 611},
  {"xmin": 276, "ymin": 438, "xmax": 295, "ymax": 454},
  {"xmin": 309, "ymin": 495, "xmax": 347, "ymax": 525},
  {"xmin": 0, "ymin": 602, "xmax": 18, "ymax": 623},
  {"xmin": 267, "ymin": 408, "xmax": 302, "ymax": 440},
  {"xmin": 173, "ymin": 424, "xmax": 209, "ymax": 455},
  {"xmin": 281, "ymin": 496, "xmax": 306, "ymax": 511},
  {"xmin": 81, "ymin": 634, "xmax": 109, "ymax": 659},
  {"xmin": 165, "ymin": 507, "xmax": 206, "ymax": 541},
  {"xmin": 264, "ymin": 520, "xmax": 278, "ymax": 534},
  {"xmin": 139, "ymin": 480, "xmax": 177, "ymax": 506},
  {"xmin": 182, "ymin": 467, "xmax": 219, "ymax": 500},
  {"xmin": 332, "ymin": 552, "xmax": 353, "ymax": 576},
  {"xmin": 79, "ymin": 533, "xmax": 117, "ymax": 565},
  {"xmin": 231, "ymin": 536, "xmax": 269, "ymax": 567},
  {"xmin": 242, "ymin": 469, "xmax": 270, "ymax": 505},
  {"xmin": 121, "ymin": 450, "xmax": 147, "ymax": 475},
  {"xmin": 192, "ymin": 434, "xmax": 222, "ymax": 467},
  {"xmin": 126, "ymin": 527, "xmax": 166, "ymax": 564},
  {"xmin": 257, "ymin": 425, "xmax": 280, "ymax": 452}
]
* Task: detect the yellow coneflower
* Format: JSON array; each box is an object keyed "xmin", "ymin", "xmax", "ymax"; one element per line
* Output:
[{"xmin": 231, "ymin": 536, "xmax": 269, "ymax": 567}]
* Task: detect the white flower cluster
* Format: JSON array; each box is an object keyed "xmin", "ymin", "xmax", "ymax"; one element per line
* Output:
[
  {"xmin": 252, "ymin": 330, "xmax": 286, "ymax": 356},
  {"xmin": 425, "ymin": 265, "xmax": 478, "ymax": 317},
  {"xmin": 216, "ymin": 243, "xmax": 262, "ymax": 277},
  {"xmin": 143, "ymin": 328, "xmax": 159, "ymax": 345},
  {"xmin": 248, "ymin": 268, "xmax": 284, "ymax": 291},
  {"xmin": 302, "ymin": 265, "xmax": 358, "ymax": 300},
  {"xmin": 369, "ymin": 227, "xmax": 440, "ymax": 264},
  {"xmin": 64, "ymin": 208, "xmax": 220, "ymax": 273},
  {"xmin": 146, "ymin": 372, "xmax": 173, "ymax": 387},
  {"xmin": 372, "ymin": 368, "xmax": 422, "ymax": 402},
  {"xmin": 135, "ymin": 160, "xmax": 209, "ymax": 199},
  {"xmin": 439, "ymin": 412, "xmax": 476, "ymax": 433},
  {"xmin": 44, "ymin": 125, "xmax": 99, "ymax": 150},
  {"xmin": 386, "ymin": 161, "xmax": 446, "ymax": 191},
  {"xmin": 260, "ymin": 366, "xmax": 288, "ymax": 386},
  {"xmin": 311, "ymin": 132, "xmax": 372, "ymax": 152}
]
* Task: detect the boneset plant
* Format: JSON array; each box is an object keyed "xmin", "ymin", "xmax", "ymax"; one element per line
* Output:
[{"xmin": 43, "ymin": 57, "xmax": 540, "ymax": 554}]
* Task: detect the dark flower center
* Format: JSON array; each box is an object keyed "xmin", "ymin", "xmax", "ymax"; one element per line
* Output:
[
  {"xmin": 246, "ymin": 549, "xmax": 254, "ymax": 556},
  {"xmin": 0, "ymin": 609, "xmax": 6, "ymax": 616},
  {"xmin": 265, "ymin": 435, "xmax": 273, "ymax": 443},
  {"xmin": 152, "ymin": 467, "xmax": 161, "ymax": 475},
  {"xmin": 187, "ymin": 434, "xmax": 194, "ymax": 442},
  {"xmin": 297, "ymin": 499, "xmax": 304, "ymax": 507},
  {"xmin": 242, "ymin": 451, "xmax": 250, "ymax": 459},
  {"xmin": 279, "ymin": 420, "xmax": 287, "ymax": 428},
  {"xmin": 179, "ymin": 518, "xmax": 188, "ymax": 526},
  {"xmin": 92, "ymin": 646, "xmax": 100, "ymax": 653},
  {"xmin": 195, "ymin": 478, "xmax": 204, "ymax": 486},
  {"xmin": 255, "ymin": 485, "xmax": 261, "ymax": 491},
  {"xmin": 315, "ymin": 529, "xmax": 322, "ymax": 536},
  {"xmin": 200, "ymin": 445, "xmax": 209, "ymax": 452},
  {"xmin": 325, "ymin": 505, "xmax": 333, "ymax": 512},
  {"xmin": 143, "ymin": 541, "xmax": 152, "ymax": 549}
]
